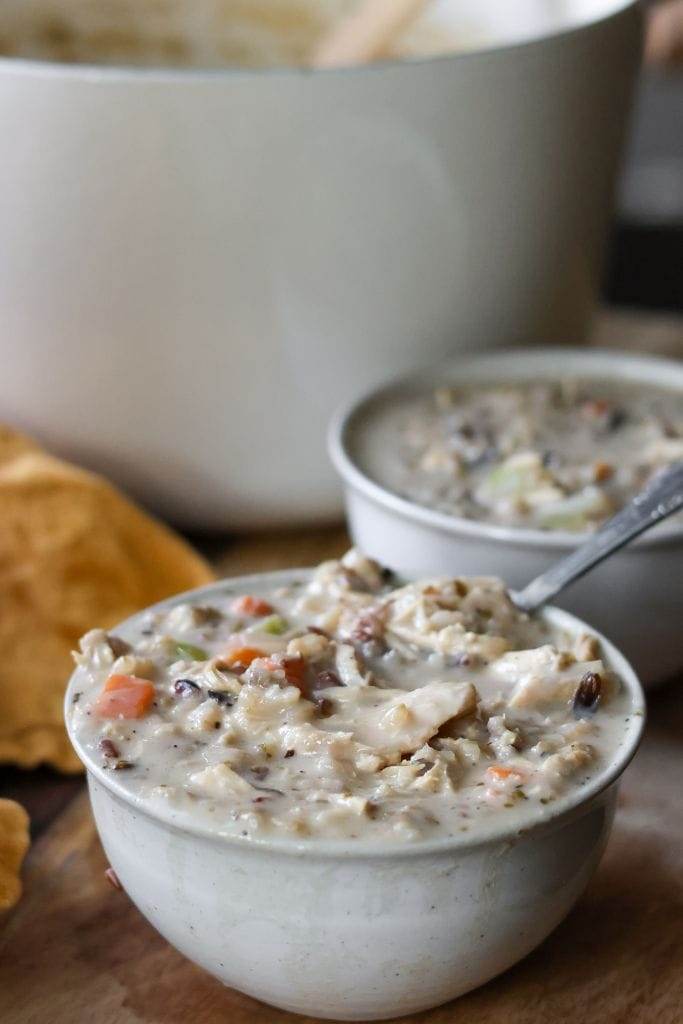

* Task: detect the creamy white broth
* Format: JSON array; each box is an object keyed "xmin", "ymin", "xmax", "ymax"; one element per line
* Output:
[
  {"xmin": 0, "ymin": 1, "xmax": 616, "ymax": 69},
  {"xmin": 0, "ymin": 0, "xmax": 471, "ymax": 68},
  {"xmin": 68, "ymin": 551, "xmax": 636, "ymax": 843},
  {"xmin": 359, "ymin": 380, "xmax": 683, "ymax": 532}
]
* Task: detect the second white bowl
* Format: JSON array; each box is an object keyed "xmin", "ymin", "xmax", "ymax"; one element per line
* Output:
[{"xmin": 330, "ymin": 348, "xmax": 683, "ymax": 684}]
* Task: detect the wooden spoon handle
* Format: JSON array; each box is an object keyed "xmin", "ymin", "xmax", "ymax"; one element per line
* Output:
[{"xmin": 312, "ymin": 0, "xmax": 429, "ymax": 68}]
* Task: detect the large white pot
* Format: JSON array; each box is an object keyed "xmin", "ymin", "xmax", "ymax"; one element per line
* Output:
[{"xmin": 0, "ymin": 0, "xmax": 642, "ymax": 528}]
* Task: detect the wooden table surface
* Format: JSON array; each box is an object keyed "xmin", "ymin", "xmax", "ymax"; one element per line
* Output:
[{"xmin": 1, "ymin": 309, "xmax": 682, "ymax": 1023}]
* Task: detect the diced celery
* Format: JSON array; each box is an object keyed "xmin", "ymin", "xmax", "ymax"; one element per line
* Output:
[
  {"xmin": 261, "ymin": 615, "xmax": 288, "ymax": 636},
  {"xmin": 174, "ymin": 640, "xmax": 208, "ymax": 661},
  {"xmin": 535, "ymin": 487, "xmax": 610, "ymax": 531},
  {"xmin": 480, "ymin": 460, "xmax": 536, "ymax": 498}
]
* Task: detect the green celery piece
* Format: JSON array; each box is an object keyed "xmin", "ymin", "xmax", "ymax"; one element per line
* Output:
[
  {"xmin": 535, "ymin": 490, "xmax": 604, "ymax": 531},
  {"xmin": 174, "ymin": 640, "xmax": 208, "ymax": 661},
  {"xmin": 483, "ymin": 464, "xmax": 528, "ymax": 497},
  {"xmin": 261, "ymin": 615, "xmax": 288, "ymax": 636}
]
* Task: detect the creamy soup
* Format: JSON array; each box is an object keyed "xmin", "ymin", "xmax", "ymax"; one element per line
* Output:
[
  {"xmin": 0, "ymin": 0, "xmax": 471, "ymax": 68},
  {"xmin": 68, "ymin": 551, "xmax": 637, "ymax": 842},
  {"xmin": 0, "ymin": 1, "xmax": 614, "ymax": 69},
  {"xmin": 359, "ymin": 380, "xmax": 683, "ymax": 531}
]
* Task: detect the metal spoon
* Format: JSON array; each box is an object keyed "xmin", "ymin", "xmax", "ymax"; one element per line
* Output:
[{"xmin": 512, "ymin": 461, "xmax": 683, "ymax": 614}]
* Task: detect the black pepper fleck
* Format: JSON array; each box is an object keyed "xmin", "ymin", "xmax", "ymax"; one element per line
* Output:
[{"xmin": 207, "ymin": 690, "xmax": 235, "ymax": 707}]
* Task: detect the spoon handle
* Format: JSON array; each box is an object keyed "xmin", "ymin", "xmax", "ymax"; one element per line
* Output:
[
  {"xmin": 312, "ymin": 0, "xmax": 429, "ymax": 68},
  {"xmin": 512, "ymin": 461, "xmax": 683, "ymax": 615}
]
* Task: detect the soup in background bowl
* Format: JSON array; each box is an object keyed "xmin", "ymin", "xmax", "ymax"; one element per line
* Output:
[
  {"xmin": 361, "ymin": 377, "xmax": 683, "ymax": 532},
  {"xmin": 0, "ymin": 0, "xmax": 623, "ymax": 68}
]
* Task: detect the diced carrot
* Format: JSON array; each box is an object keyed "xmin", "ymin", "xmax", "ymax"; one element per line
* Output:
[
  {"xmin": 593, "ymin": 460, "xmax": 614, "ymax": 483},
  {"xmin": 223, "ymin": 646, "xmax": 267, "ymax": 670},
  {"xmin": 95, "ymin": 675, "xmax": 155, "ymax": 719},
  {"xmin": 102, "ymin": 674, "xmax": 149, "ymax": 694},
  {"xmin": 581, "ymin": 399, "xmax": 610, "ymax": 418},
  {"xmin": 264, "ymin": 655, "xmax": 307, "ymax": 691},
  {"xmin": 486, "ymin": 765, "xmax": 518, "ymax": 781},
  {"xmin": 231, "ymin": 595, "xmax": 274, "ymax": 617}
]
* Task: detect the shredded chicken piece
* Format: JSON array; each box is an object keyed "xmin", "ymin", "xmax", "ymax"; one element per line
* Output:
[
  {"xmin": 190, "ymin": 763, "xmax": 256, "ymax": 798},
  {"xmin": 322, "ymin": 682, "xmax": 477, "ymax": 761},
  {"xmin": 493, "ymin": 648, "xmax": 611, "ymax": 708},
  {"xmin": 334, "ymin": 643, "xmax": 371, "ymax": 687}
]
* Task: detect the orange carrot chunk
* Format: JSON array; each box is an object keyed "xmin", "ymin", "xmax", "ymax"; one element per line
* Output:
[
  {"xmin": 231, "ymin": 595, "xmax": 274, "ymax": 617},
  {"xmin": 486, "ymin": 765, "xmax": 518, "ymax": 781},
  {"xmin": 223, "ymin": 646, "xmax": 267, "ymax": 670},
  {"xmin": 95, "ymin": 675, "xmax": 155, "ymax": 719}
]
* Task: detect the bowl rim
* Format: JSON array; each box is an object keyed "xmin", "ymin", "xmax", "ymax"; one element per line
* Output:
[
  {"xmin": 0, "ymin": 0, "xmax": 639, "ymax": 82},
  {"xmin": 328, "ymin": 346, "xmax": 683, "ymax": 552},
  {"xmin": 65, "ymin": 566, "xmax": 646, "ymax": 859}
]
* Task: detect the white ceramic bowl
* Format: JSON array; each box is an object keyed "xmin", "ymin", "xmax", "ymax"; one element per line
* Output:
[
  {"xmin": 0, "ymin": 0, "xmax": 641, "ymax": 528},
  {"xmin": 65, "ymin": 570, "xmax": 645, "ymax": 1021},
  {"xmin": 330, "ymin": 348, "xmax": 683, "ymax": 685}
]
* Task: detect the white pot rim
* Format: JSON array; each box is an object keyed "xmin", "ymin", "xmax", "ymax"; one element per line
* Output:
[
  {"xmin": 329, "ymin": 346, "xmax": 683, "ymax": 552},
  {"xmin": 66, "ymin": 567, "xmax": 646, "ymax": 860},
  {"xmin": 0, "ymin": 0, "xmax": 639, "ymax": 83}
]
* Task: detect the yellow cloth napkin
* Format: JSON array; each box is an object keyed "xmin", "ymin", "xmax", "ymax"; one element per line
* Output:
[
  {"xmin": 0, "ymin": 799, "xmax": 30, "ymax": 912},
  {"xmin": 0, "ymin": 427, "xmax": 215, "ymax": 772}
]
